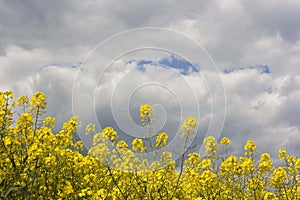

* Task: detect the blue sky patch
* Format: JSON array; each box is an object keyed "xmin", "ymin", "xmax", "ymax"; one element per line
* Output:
[
  {"xmin": 128, "ymin": 55, "xmax": 199, "ymax": 75},
  {"xmin": 223, "ymin": 65, "xmax": 270, "ymax": 74}
]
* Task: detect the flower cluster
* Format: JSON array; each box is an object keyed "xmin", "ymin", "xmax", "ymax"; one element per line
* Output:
[
  {"xmin": 156, "ymin": 132, "xmax": 168, "ymax": 147},
  {"xmin": 102, "ymin": 127, "xmax": 118, "ymax": 141},
  {"xmin": 1, "ymin": 91, "xmax": 300, "ymax": 199},
  {"xmin": 204, "ymin": 136, "xmax": 219, "ymax": 156},
  {"xmin": 132, "ymin": 138, "xmax": 146, "ymax": 153},
  {"xmin": 244, "ymin": 140, "xmax": 257, "ymax": 156},
  {"xmin": 140, "ymin": 104, "xmax": 154, "ymax": 126},
  {"xmin": 180, "ymin": 116, "xmax": 197, "ymax": 137},
  {"xmin": 30, "ymin": 92, "xmax": 47, "ymax": 115},
  {"xmin": 220, "ymin": 137, "xmax": 230, "ymax": 145}
]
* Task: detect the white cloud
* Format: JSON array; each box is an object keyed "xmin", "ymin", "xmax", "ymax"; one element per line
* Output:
[{"xmin": 0, "ymin": 0, "xmax": 300, "ymax": 159}]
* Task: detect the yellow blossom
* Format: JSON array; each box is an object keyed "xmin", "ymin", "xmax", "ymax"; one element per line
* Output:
[
  {"xmin": 204, "ymin": 136, "xmax": 218, "ymax": 156},
  {"xmin": 140, "ymin": 104, "xmax": 154, "ymax": 126},
  {"xmin": 16, "ymin": 94, "xmax": 29, "ymax": 106},
  {"xmin": 244, "ymin": 140, "xmax": 257, "ymax": 156},
  {"xmin": 43, "ymin": 116, "xmax": 56, "ymax": 129},
  {"xmin": 156, "ymin": 132, "xmax": 168, "ymax": 147},
  {"xmin": 278, "ymin": 148, "xmax": 288, "ymax": 161},
  {"xmin": 132, "ymin": 138, "xmax": 146, "ymax": 153},
  {"xmin": 30, "ymin": 92, "xmax": 47, "ymax": 109},
  {"xmin": 1, "ymin": 91, "xmax": 300, "ymax": 199},
  {"xmin": 102, "ymin": 127, "xmax": 118, "ymax": 141},
  {"xmin": 220, "ymin": 137, "xmax": 231, "ymax": 145},
  {"xmin": 180, "ymin": 116, "xmax": 197, "ymax": 137},
  {"xmin": 116, "ymin": 140, "xmax": 128, "ymax": 149}
]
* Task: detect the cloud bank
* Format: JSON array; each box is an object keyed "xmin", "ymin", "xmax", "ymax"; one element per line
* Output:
[{"xmin": 1, "ymin": 0, "xmax": 300, "ymax": 160}]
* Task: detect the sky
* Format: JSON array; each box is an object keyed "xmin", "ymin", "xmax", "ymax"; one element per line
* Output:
[{"xmin": 1, "ymin": 0, "xmax": 300, "ymax": 161}]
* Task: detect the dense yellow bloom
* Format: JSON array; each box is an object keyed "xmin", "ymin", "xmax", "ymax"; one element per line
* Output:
[
  {"xmin": 16, "ymin": 113, "xmax": 34, "ymax": 129},
  {"xmin": 30, "ymin": 92, "xmax": 47, "ymax": 109},
  {"xmin": 180, "ymin": 116, "xmax": 197, "ymax": 137},
  {"xmin": 102, "ymin": 127, "xmax": 118, "ymax": 141},
  {"xmin": 258, "ymin": 153, "xmax": 273, "ymax": 172},
  {"xmin": 264, "ymin": 192, "xmax": 278, "ymax": 200},
  {"xmin": 43, "ymin": 116, "xmax": 56, "ymax": 129},
  {"xmin": 240, "ymin": 157, "xmax": 255, "ymax": 174},
  {"xmin": 200, "ymin": 158, "xmax": 212, "ymax": 169},
  {"xmin": 89, "ymin": 143, "xmax": 110, "ymax": 162},
  {"xmin": 187, "ymin": 152, "xmax": 200, "ymax": 167},
  {"xmin": 279, "ymin": 148, "xmax": 288, "ymax": 161},
  {"xmin": 94, "ymin": 189, "xmax": 107, "ymax": 199},
  {"xmin": 140, "ymin": 104, "xmax": 153, "ymax": 126},
  {"xmin": 1, "ymin": 91, "xmax": 300, "ymax": 200},
  {"xmin": 220, "ymin": 155, "xmax": 239, "ymax": 177},
  {"xmin": 16, "ymin": 94, "xmax": 29, "ymax": 106},
  {"xmin": 140, "ymin": 104, "xmax": 152, "ymax": 118},
  {"xmin": 156, "ymin": 132, "xmax": 168, "ymax": 147},
  {"xmin": 0, "ymin": 92, "xmax": 5, "ymax": 107},
  {"xmin": 204, "ymin": 136, "xmax": 218, "ymax": 156},
  {"xmin": 4, "ymin": 90, "xmax": 14, "ymax": 99},
  {"xmin": 220, "ymin": 137, "xmax": 231, "ymax": 145},
  {"xmin": 132, "ymin": 138, "xmax": 146, "ymax": 152},
  {"xmin": 271, "ymin": 167, "xmax": 287, "ymax": 186},
  {"xmin": 116, "ymin": 140, "xmax": 128, "ymax": 149},
  {"xmin": 244, "ymin": 140, "xmax": 257, "ymax": 156}
]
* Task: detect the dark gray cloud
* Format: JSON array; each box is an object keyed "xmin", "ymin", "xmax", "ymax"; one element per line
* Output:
[
  {"xmin": 241, "ymin": 0, "xmax": 300, "ymax": 43},
  {"xmin": 0, "ymin": 0, "xmax": 71, "ymax": 52}
]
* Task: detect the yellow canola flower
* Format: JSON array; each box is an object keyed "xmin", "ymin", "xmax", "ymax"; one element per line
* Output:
[
  {"xmin": 61, "ymin": 180, "xmax": 74, "ymax": 197},
  {"xmin": 16, "ymin": 113, "xmax": 34, "ymax": 129},
  {"xmin": 2, "ymin": 92, "xmax": 300, "ymax": 200},
  {"xmin": 85, "ymin": 123, "xmax": 96, "ymax": 133},
  {"xmin": 180, "ymin": 116, "xmax": 197, "ymax": 137},
  {"xmin": 43, "ymin": 116, "xmax": 56, "ymax": 129},
  {"xmin": 220, "ymin": 137, "xmax": 231, "ymax": 145},
  {"xmin": 0, "ymin": 91, "xmax": 5, "ymax": 103},
  {"xmin": 240, "ymin": 157, "xmax": 255, "ymax": 175},
  {"xmin": 140, "ymin": 104, "xmax": 152, "ymax": 119},
  {"xmin": 140, "ymin": 104, "xmax": 154, "ymax": 126},
  {"xmin": 132, "ymin": 138, "xmax": 146, "ymax": 153},
  {"xmin": 220, "ymin": 155, "xmax": 239, "ymax": 177},
  {"xmin": 30, "ymin": 92, "xmax": 47, "ymax": 109},
  {"xmin": 271, "ymin": 167, "xmax": 287, "ymax": 186},
  {"xmin": 204, "ymin": 136, "xmax": 218, "ymax": 155},
  {"xmin": 3, "ymin": 137, "xmax": 12, "ymax": 146},
  {"xmin": 156, "ymin": 132, "xmax": 168, "ymax": 147},
  {"xmin": 258, "ymin": 153, "xmax": 273, "ymax": 172},
  {"xmin": 278, "ymin": 148, "xmax": 288, "ymax": 161},
  {"xmin": 244, "ymin": 140, "xmax": 257, "ymax": 156},
  {"xmin": 116, "ymin": 140, "xmax": 128, "ymax": 149},
  {"xmin": 4, "ymin": 90, "xmax": 14, "ymax": 99},
  {"xmin": 264, "ymin": 192, "xmax": 278, "ymax": 200},
  {"xmin": 201, "ymin": 158, "xmax": 212, "ymax": 169},
  {"xmin": 16, "ymin": 94, "xmax": 29, "ymax": 106},
  {"xmin": 94, "ymin": 189, "xmax": 107, "ymax": 199},
  {"xmin": 102, "ymin": 127, "xmax": 118, "ymax": 141},
  {"xmin": 160, "ymin": 151, "xmax": 173, "ymax": 163},
  {"xmin": 187, "ymin": 152, "xmax": 200, "ymax": 167}
]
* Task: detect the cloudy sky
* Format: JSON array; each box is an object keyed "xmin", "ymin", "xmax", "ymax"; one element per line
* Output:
[{"xmin": 1, "ymin": 0, "xmax": 300, "ymax": 161}]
